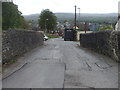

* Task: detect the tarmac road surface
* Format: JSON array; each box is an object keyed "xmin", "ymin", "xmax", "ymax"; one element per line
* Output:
[{"xmin": 3, "ymin": 38, "xmax": 118, "ymax": 88}]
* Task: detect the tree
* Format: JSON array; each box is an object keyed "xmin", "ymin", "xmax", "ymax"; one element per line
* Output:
[
  {"xmin": 2, "ymin": 2, "xmax": 29, "ymax": 30},
  {"xmin": 38, "ymin": 9, "xmax": 57, "ymax": 33}
]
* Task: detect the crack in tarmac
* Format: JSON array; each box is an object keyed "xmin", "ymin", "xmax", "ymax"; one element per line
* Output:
[
  {"xmin": 85, "ymin": 61, "xmax": 92, "ymax": 71},
  {"xmin": 2, "ymin": 62, "xmax": 28, "ymax": 80}
]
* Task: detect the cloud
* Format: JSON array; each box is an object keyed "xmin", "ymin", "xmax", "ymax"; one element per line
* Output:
[{"xmin": 14, "ymin": 0, "xmax": 119, "ymax": 15}]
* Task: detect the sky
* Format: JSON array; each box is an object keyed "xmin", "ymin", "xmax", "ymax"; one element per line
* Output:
[{"xmin": 13, "ymin": 0, "xmax": 120, "ymax": 15}]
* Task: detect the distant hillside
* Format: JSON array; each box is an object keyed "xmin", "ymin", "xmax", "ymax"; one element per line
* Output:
[
  {"xmin": 23, "ymin": 13, "xmax": 118, "ymax": 24},
  {"xmin": 24, "ymin": 14, "xmax": 40, "ymax": 21}
]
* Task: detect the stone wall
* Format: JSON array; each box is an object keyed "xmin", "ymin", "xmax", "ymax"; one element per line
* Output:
[
  {"xmin": 80, "ymin": 30, "xmax": 120, "ymax": 62},
  {"xmin": 118, "ymin": 32, "xmax": 120, "ymax": 60},
  {"xmin": 2, "ymin": 29, "xmax": 44, "ymax": 63}
]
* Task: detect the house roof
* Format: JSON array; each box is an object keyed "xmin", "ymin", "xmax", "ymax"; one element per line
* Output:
[{"xmin": 73, "ymin": 26, "xmax": 79, "ymax": 29}]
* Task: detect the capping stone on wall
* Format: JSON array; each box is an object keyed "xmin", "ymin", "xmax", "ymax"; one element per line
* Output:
[
  {"xmin": 2, "ymin": 29, "xmax": 44, "ymax": 63},
  {"xmin": 80, "ymin": 30, "xmax": 120, "ymax": 62}
]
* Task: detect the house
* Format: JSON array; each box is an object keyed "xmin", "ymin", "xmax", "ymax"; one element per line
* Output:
[{"xmin": 89, "ymin": 23, "xmax": 99, "ymax": 31}]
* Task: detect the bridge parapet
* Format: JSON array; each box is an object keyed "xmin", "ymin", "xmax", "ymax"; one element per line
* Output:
[
  {"xmin": 80, "ymin": 30, "xmax": 120, "ymax": 62},
  {"xmin": 2, "ymin": 29, "xmax": 44, "ymax": 63}
]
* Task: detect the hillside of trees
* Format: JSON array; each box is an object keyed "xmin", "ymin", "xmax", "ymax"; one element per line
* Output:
[{"xmin": 24, "ymin": 13, "xmax": 118, "ymax": 24}]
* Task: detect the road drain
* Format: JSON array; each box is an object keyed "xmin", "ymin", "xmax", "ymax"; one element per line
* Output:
[{"xmin": 95, "ymin": 62, "xmax": 112, "ymax": 69}]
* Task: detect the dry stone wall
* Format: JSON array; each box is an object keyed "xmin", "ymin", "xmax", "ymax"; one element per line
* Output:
[
  {"xmin": 2, "ymin": 29, "xmax": 44, "ymax": 63},
  {"xmin": 80, "ymin": 30, "xmax": 120, "ymax": 62}
]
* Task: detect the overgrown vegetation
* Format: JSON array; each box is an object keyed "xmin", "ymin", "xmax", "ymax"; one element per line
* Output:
[
  {"xmin": 3, "ymin": 59, "xmax": 17, "ymax": 67},
  {"xmin": 2, "ymin": 2, "xmax": 29, "ymax": 30}
]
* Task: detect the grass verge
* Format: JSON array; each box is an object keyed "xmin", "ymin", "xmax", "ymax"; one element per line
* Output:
[{"xmin": 47, "ymin": 34, "xmax": 60, "ymax": 39}]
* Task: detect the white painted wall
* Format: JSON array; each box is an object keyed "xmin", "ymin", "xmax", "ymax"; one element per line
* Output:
[
  {"xmin": 115, "ymin": 20, "xmax": 120, "ymax": 30},
  {"xmin": 115, "ymin": 22, "xmax": 118, "ymax": 30},
  {"xmin": 118, "ymin": 20, "xmax": 120, "ymax": 30}
]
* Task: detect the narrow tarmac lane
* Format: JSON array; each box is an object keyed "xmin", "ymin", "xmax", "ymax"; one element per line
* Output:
[{"xmin": 3, "ymin": 38, "xmax": 118, "ymax": 88}]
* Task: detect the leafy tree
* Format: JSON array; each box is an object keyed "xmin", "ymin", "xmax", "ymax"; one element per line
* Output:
[
  {"xmin": 2, "ymin": 2, "xmax": 29, "ymax": 30},
  {"xmin": 38, "ymin": 9, "xmax": 57, "ymax": 33}
]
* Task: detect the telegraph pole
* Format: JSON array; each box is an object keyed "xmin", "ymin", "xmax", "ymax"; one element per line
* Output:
[
  {"xmin": 85, "ymin": 22, "xmax": 87, "ymax": 33},
  {"xmin": 74, "ymin": 5, "xmax": 77, "ymax": 31},
  {"xmin": 78, "ymin": 8, "xmax": 80, "ymax": 22}
]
